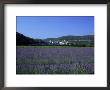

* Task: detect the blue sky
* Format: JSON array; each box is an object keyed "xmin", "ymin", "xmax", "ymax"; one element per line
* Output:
[{"xmin": 16, "ymin": 16, "xmax": 94, "ymax": 39}]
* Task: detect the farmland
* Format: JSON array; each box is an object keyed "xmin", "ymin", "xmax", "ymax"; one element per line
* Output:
[{"xmin": 16, "ymin": 46, "xmax": 94, "ymax": 74}]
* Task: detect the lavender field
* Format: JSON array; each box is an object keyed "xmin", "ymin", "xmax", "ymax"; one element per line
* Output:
[{"xmin": 16, "ymin": 47, "xmax": 94, "ymax": 74}]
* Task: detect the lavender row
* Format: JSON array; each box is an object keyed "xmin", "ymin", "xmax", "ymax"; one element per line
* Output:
[{"xmin": 16, "ymin": 63, "xmax": 94, "ymax": 74}]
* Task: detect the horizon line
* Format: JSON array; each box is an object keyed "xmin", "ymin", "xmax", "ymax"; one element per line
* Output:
[{"xmin": 16, "ymin": 32, "xmax": 94, "ymax": 39}]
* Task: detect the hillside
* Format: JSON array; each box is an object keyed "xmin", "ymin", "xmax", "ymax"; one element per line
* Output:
[
  {"xmin": 16, "ymin": 32, "xmax": 94, "ymax": 47},
  {"xmin": 45, "ymin": 35, "xmax": 94, "ymax": 41},
  {"xmin": 44, "ymin": 35, "xmax": 94, "ymax": 47},
  {"xmin": 16, "ymin": 32, "xmax": 48, "ymax": 46}
]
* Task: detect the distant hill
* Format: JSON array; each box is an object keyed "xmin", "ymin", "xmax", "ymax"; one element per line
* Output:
[
  {"xmin": 16, "ymin": 32, "xmax": 48, "ymax": 46},
  {"xmin": 16, "ymin": 32, "xmax": 94, "ymax": 47},
  {"xmin": 44, "ymin": 35, "xmax": 94, "ymax": 47},
  {"xmin": 59, "ymin": 35, "xmax": 94, "ymax": 40},
  {"xmin": 45, "ymin": 35, "xmax": 94, "ymax": 41}
]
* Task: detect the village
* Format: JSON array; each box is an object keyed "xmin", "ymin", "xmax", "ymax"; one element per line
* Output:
[{"xmin": 47, "ymin": 39, "xmax": 93, "ymax": 46}]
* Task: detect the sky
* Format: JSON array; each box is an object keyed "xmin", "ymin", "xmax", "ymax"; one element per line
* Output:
[{"xmin": 16, "ymin": 16, "xmax": 94, "ymax": 39}]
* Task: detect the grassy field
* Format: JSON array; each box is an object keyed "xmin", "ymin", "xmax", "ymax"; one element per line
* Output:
[
  {"xmin": 16, "ymin": 46, "xmax": 94, "ymax": 74},
  {"xmin": 17, "ymin": 46, "xmax": 94, "ymax": 48}
]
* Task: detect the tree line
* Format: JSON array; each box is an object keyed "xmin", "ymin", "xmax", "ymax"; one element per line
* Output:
[{"xmin": 16, "ymin": 32, "xmax": 94, "ymax": 47}]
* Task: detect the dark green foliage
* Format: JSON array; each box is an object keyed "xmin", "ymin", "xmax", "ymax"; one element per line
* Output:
[
  {"xmin": 16, "ymin": 32, "xmax": 94, "ymax": 47},
  {"xmin": 16, "ymin": 32, "xmax": 35, "ymax": 45},
  {"xmin": 16, "ymin": 32, "xmax": 48, "ymax": 46},
  {"xmin": 45, "ymin": 35, "xmax": 94, "ymax": 47},
  {"xmin": 45, "ymin": 35, "xmax": 94, "ymax": 41}
]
